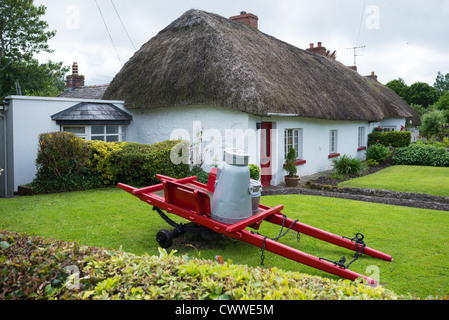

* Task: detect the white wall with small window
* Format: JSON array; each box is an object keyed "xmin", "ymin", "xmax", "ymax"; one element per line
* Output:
[
  {"xmin": 284, "ymin": 128, "xmax": 303, "ymax": 160},
  {"xmin": 62, "ymin": 125, "xmax": 127, "ymax": 142}
]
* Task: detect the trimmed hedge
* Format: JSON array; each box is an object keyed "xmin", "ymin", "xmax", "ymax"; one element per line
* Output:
[
  {"xmin": 0, "ymin": 230, "xmax": 412, "ymax": 300},
  {"xmin": 32, "ymin": 132, "xmax": 190, "ymax": 193},
  {"xmin": 368, "ymin": 131, "xmax": 411, "ymax": 148}
]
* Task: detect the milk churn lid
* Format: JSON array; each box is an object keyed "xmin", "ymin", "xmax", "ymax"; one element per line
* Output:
[{"xmin": 224, "ymin": 148, "xmax": 249, "ymax": 166}]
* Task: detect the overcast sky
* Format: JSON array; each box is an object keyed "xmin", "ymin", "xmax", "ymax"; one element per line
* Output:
[{"xmin": 35, "ymin": 0, "xmax": 449, "ymax": 87}]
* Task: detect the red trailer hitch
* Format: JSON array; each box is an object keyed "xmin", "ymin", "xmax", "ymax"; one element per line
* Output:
[{"xmin": 118, "ymin": 171, "xmax": 392, "ymax": 285}]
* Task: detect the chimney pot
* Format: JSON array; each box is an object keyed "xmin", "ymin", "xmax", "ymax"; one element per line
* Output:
[
  {"xmin": 309, "ymin": 43, "xmax": 314, "ymax": 48},
  {"xmin": 317, "ymin": 42, "xmax": 322, "ymax": 48}
]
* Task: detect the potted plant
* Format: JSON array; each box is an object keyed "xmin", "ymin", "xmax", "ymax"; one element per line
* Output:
[{"xmin": 284, "ymin": 148, "xmax": 300, "ymax": 187}]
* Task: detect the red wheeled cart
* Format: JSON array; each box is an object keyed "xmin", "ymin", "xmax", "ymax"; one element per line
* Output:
[{"xmin": 118, "ymin": 169, "xmax": 392, "ymax": 285}]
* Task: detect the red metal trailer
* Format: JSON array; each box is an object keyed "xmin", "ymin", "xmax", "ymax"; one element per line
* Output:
[{"xmin": 118, "ymin": 170, "xmax": 392, "ymax": 285}]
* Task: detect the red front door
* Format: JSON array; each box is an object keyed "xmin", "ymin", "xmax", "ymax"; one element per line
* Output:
[{"xmin": 260, "ymin": 122, "xmax": 272, "ymax": 187}]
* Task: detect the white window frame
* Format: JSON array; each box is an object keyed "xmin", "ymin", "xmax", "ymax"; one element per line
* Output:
[
  {"xmin": 62, "ymin": 125, "xmax": 127, "ymax": 142},
  {"xmin": 284, "ymin": 128, "xmax": 303, "ymax": 160},
  {"xmin": 358, "ymin": 126, "xmax": 366, "ymax": 147},
  {"xmin": 329, "ymin": 130, "xmax": 338, "ymax": 154}
]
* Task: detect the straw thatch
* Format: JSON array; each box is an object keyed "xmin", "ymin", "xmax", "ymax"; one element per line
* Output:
[{"xmin": 103, "ymin": 9, "xmax": 419, "ymax": 124}]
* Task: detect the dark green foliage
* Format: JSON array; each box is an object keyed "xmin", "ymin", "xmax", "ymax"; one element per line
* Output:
[
  {"xmin": 332, "ymin": 155, "xmax": 366, "ymax": 176},
  {"xmin": 110, "ymin": 141, "xmax": 190, "ymax": 187},
  {"xmin": 393, "ymin": 143, "xmax": 449, "ymax": 167},
  {"xmin": 32, "ymin": 132, "xmax": 191, "ymax": 193},
  {"xmin": 0, "ymin": 230, "xmax": 408, "ymax": 300},
  {"xmin": 32, "ymin": 132, "xmax": 102, "ymax": 193},
  {"xmin": 365, "ymin": 144, "xmax": 392, "ymax": 163},
  {"xmin": 368, "ymin": 131, "xmax": 411, "ymax": 148}
]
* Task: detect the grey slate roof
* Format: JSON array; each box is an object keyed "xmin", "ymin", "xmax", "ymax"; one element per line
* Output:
[
  {"xmin": 57, "ymin": 84, "xmax": 110, "ymax": 100},
  {"xmin": 51, "ymin": 102, "xmax": 132, "ymax": 125}
]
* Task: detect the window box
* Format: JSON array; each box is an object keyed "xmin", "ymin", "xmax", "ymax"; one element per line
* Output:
[
  {"xmin": 328, "ymin": 153, "xmax": 340, "ymax": 159},
  {"xmin": 357, "ymin": 146, "xmax": 367, "ymax": 151}
]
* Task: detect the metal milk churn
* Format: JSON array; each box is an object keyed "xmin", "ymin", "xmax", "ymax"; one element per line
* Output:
[{"xmin": 211, "ymin": 148, "xmax": 252, "ymax": 224}]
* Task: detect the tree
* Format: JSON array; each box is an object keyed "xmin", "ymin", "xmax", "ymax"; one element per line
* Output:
[
  {"xmin": 408, "ymin": 82, "xmax": 440, "ymax": 108},
  {"xmin": 434, "ymin": 72, "xmax": 449, "ymax": 95},
  {"xmin": 386, "ymin": 78, "xmax": 409, "ymax": 102},
  {"xmin": 0, "ymin": 58, "xmax": 68, "ymax": 96},
  {"xmin": 0, "ymin": 0, "xmax": 68, "ymax": 97},
  {"xmin": 0, "ymin": 0, "xmax": 56, "ymax": 68}
]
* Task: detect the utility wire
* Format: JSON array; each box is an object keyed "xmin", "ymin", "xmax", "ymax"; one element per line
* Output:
[
  {"xmin": 111, "ymin": 0, "xmax": 136, "ymax": 51},
  {"xmin": 355, "ymin": 0, "xmax": 367, "ymax": 46},
  {"xmin": 95, "ymin": 0, "xmax": 122, "ymax": 66}
]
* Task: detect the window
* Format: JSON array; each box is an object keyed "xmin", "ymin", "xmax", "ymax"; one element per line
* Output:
[
  {"xmin": 284, "ymin": 129, "xmax": 303, "ymax": 160},
  {"xmin": 358, "ymin": 127, "xmax": 366, "ymax": 147},
  {"xmin": 382, "ymin": 126, "xmax": 396, "ymax": 132},
  {"xmin": 62, "ymin": 125, "xmax": 127, "ymax": 142},
  {"xmin": 329, "ymin": 130, "xmax": 338, "ymax": 154}
]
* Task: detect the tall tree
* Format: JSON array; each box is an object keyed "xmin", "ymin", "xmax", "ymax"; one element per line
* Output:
[
  {"xmin": 0, "ymin": 0, "xmax": 55, "ymax": 68},
  {"xmin": 434, "ymin": 71, "xmax": 449, "ymax": 95},
  {"xmin": 0, "ymin": 0, "xmax": 67, "ymax": 97}
]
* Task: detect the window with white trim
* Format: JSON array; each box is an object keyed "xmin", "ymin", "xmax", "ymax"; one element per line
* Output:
[
  {"xmin": 284, "ymin": 129, "xmax": 303, "ymax": 159},
  {"xmin": 358, "ymin": 127, "xmax": 366, "ymax": 147},
  {"xmin": 62, "ymin": 125, "xmax": 127, "ymax": 142},
  {"xmin": 329, "ymin": 130, "xmax": 338, "ymax": 154}
]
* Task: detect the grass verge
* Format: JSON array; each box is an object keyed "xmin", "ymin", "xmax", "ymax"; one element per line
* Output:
[
  {"xmin": 337, "ymin": 165, "xmax": 449, "ymax": 197},
  {"xmin": 1, "ymin": 187, "xmax": 448, "ymax": 299}
]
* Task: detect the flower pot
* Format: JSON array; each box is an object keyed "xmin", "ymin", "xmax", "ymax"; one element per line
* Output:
[{"xmin": 284, "ymin": 175, "xmax": 300, "ymax": 187}]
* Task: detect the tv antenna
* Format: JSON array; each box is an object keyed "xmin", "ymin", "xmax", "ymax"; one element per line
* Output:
[{"xmin": 347, "ymin": 45, "xmax": 366, "ymax": 66}]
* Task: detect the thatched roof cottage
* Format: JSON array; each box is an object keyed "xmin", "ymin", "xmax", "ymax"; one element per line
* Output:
[{"xmin": 102, "ymin": 9, "xmax": 419, "ymax": 186}]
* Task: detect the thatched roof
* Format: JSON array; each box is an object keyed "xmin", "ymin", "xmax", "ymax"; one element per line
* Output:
[{"xmin": 103, "ymin": 9, "xmax": 419, "ymax": 123}]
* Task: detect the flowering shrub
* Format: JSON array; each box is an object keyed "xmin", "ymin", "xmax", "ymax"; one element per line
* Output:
[{"xmin": 88, "ymin": 140, "xmax": 124, "ymax": 185}]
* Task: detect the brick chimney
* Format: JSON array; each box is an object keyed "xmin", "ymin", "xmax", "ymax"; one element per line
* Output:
[
  {"xmin": 66, "ymin": 62, "xmax": 85, "ymax": 89},
  {"xmin": 367, "ymin": 71, "xmax": 378, "ymax": 81},
  {"xmin": 306, "ymin": 42, "xmax": 327, "ymax": 56},
  {"xmin": 230, "ymin": 11, "xmax": 258, "ymax": 29}
]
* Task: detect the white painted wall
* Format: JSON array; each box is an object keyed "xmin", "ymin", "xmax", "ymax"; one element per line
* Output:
[
  {"xmin": 7, "ymin": 96, "xmax": 124, "ymax": 191},
  {"xmin": 268, "ymin": 117, "xmax": 370, "ymax": 185}
]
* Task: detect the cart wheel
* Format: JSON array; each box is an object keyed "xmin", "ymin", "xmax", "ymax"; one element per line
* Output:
[{"xmin": 156, "ymin": 229, "xmax": 173, "ymax": 248}]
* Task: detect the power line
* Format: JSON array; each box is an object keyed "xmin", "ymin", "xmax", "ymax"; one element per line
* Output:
[
  {"xmin": 95, "ymin": 0, "xmax": 122, "ymax": 66},
  {"xmin": 111, "ymin": 0, "xmax": 136, "ymax": 51},
  {"xmin": 355, "ymin": 0, "xmax": 367, "ymax": 46}
]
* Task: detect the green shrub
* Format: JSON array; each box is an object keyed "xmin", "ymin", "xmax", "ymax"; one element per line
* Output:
[
  {"xmin": 0, "ymin": 230, "xmax": 411, "ymax": 300},
  {"xmin": 249, "ymin": 164, "xmax": 261, "ymax": 180},
  {"xmin": 368, "ymin": 131, "xmax": 411, "ymax": 147},
  {"xmin": 332, "ymin": 155, "xmax": 367, "ymax": 176},
  {"xmin": 32, "ymin": 132, "xmax": 191, "ymax": 193},
  {"xmin": 33, "ymin": 132, "xmax": 102, "ymax": 193},
  {"xmin": 392, "ymin": 143, "xmax": 449, "ymax": 167},
  {"xmin": 420, "ymin": 110, "xmax": 445, "ymax": 138},
  {"xmin": 365, "ymin": 144, "xmax": 392, "ymax": 163}
]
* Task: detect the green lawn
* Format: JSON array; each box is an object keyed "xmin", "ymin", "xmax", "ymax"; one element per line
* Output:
[
  {"xmin": 338, "ymin": 165, "xmax": 449, "ymax": 197},
  {"xmin": 1, "ymin": 187, "xmax": 448, "ymax": 299}
]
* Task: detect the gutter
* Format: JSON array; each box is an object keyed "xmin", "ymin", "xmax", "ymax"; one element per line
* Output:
[{"xmin": 0, "ymin": 99, "xmax": 9, "ymax": 197}]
